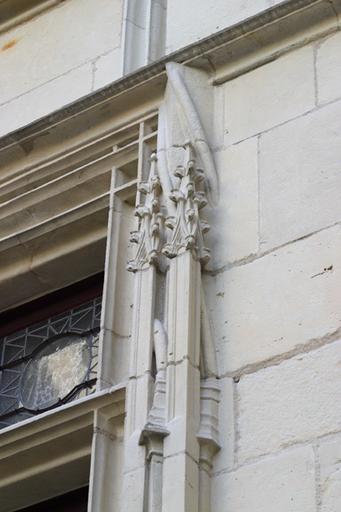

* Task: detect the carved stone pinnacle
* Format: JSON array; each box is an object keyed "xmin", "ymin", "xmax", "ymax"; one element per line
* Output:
[{"xmin": 162, "ymin": 142, "xmax": 211, "ymax": 265}]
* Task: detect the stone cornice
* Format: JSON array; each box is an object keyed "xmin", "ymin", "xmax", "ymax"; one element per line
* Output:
[{"xmin": 0, "ymin": 0, "xmax": 340, "ymax": 151}]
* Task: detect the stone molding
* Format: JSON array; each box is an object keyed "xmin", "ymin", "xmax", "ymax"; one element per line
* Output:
[
  {"xmin": 163, "ymin": 63, "xmax": 219, "ymax": 204},
  {"xmin": 0, "ymin": 385, "xmax": 125, "ymax": 511},
  {"xmin": 128, "ymin": 142, "xmax": 211, "ymax": 267},
  {"xmin": 1, "ymin": 2, "xmax": 339, "ymax": 509},
  {"xmin": 1, "ymin": 0, "xmax": 340, "ymax": 149},
  {"xmin": 123, "ymin": 0, "xmax": 167, "ymax": 74},
  {"xmin": 127, "ymin": 154, "xmax": 165, "ymax": 272},
  {"xmin": 125, "ymin": 75, "xmax": 219, "ymax": 509},
  {"xmin": 163, "ymin": 142, "xmax": 211, "ymax": 264}
]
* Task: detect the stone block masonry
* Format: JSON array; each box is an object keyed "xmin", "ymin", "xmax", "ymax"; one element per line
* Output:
[
  {"xmin": 259, "ymin": 99, "xmax": 341, "ymax": 250},
  {"xmin": 206, "ymin": 30, "xmax": 341, "ymax": 511},
  {"xmin": 210, "ymin": 339, "xmax": 341, "ymax": 512},
  {"xmin": 1, "ymin": 1, "xmax": 341, "ymax": 511},
  {"xmin": 205, "ymin": 224, "xmax": 341, "ymax": 375},
  {"xmin": 316, "ymin": 30, "xmax": 341, "ymax": 105},
  {"xmin": 319, "ymin": 436, "xmax": 341, "ymax": 511},
  {"xmin": 165, "ymin": 0, "xmax": 284, "ymax": 53},
  {"xmin": 0, "ymin": 0, "xmax": 124, "ymax": 136},
  {"xmin": 206, "ymin": 138, "xmax": 259, "ymax": 269},
  {"xmin": 237, "ymin": 341, "xmax": 341, "ymax": 462},
  {"xmin": 212, "ymin": 446, "xmax": 316, "ymax": 512},
  {"xmin": 224, "ymin": 45, "xmax": 315, "ymax": 145}
]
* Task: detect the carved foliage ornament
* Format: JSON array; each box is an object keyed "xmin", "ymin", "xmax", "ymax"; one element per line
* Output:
[
  {"xmin": 163, "ymin": 142, "xmax": 210, "ymax": 265},
  {"xmin": 128, "ymin": 143, "xmax": 210, "ymax": 271},
  {"xmin": 127, "ymin": 154, "xmax": 165, "ymax": 272}
]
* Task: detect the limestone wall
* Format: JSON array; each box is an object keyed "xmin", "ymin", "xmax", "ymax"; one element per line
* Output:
[
  {"xmin": 0, "ymin": 0, "xmax": 124, "ymax": 136},
  {"xmin": 0, "ymin": 2, "xmax": 340, "ymax": 511},
  {"xmin": 165, "ymin": 0, "xmax": 284, "ymax": 53},
  {"xmin": 205, "ymin": 31, "xmax": 341, "ymax": 512},
  {"xmin": 0, "ymin": 0, "xmax": 294, "ymax": 138}
]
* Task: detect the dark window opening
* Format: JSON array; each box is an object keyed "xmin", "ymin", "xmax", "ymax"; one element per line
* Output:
[
  {"xmin": 0, "ymin": 274, "xmax": 104, "ymax": 429},
  {"xmin": 0, "ymin": 272, "xmax": 104, "ymax": 339},
  {"xmin": 17, "ymin": 486, "xmax": 89, "ymax": 512}
]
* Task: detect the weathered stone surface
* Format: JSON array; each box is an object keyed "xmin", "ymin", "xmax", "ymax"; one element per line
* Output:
[
  {"xmin": 162, "ymin": 453, "xmax": 199, "ymax": 512},
  {"xmin": 206, "ymin": 138, "xmax": 258, "ymax": 269},
  {"xmin": 212, "ymin": 377, "xmax": 235, "ymax": 472},
  {"xmin": 163, "ymin": 361, "xmax": 201, "ymax": 460},
  {"xmin": 121, "ymin": 466, "xmax": 146, "ymax": 510},
  {"xmin": 237, "ymin": 341, "xmax": 341, "ymax": 462},
  {"xmin": 0, "ymin": 63, "xmax": 93, "ymax": 137},
  {"xmin": 316, "ymin": 31, "xmax": 341, "ymax": 104},
  {"xmin": 0, "ymin": 0, "xmax": 123, "ymax": 105},
  {"xmin": 224, "ymin": 45, "xmax": 315, "ymax": 144},
  {"xmin": 1, "ymin": 3, "xmax": 341, "ymax": 512},
  {"xmin": 212, "ymin": 446, "xmax": 315, "ymax": 512},
  {"xmin": 166, "ymin": 0, "xmax": 283, "ymax": 53},
  {"xmin": 93, "ymin": 49, "xmax": 123, "ymax": 90},
  {"xmin": 259, "ymin": 99, "xmax": 341, "ymax": 250},
  {"xmin": 112, "ymin": 208, "xmax": 135, "ymax": 338},
  {"xmin": 319, "ymin": 436, "xmax": 341, "ymax": 512},
  {"xmin": 205, "ymin": 224, "xmax": 341, "ymax": 374}
]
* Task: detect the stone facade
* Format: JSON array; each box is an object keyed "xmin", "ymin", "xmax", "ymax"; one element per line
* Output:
[{"xmin": 0, "ymin": 1, "xmax": 341, "ymax": 511}]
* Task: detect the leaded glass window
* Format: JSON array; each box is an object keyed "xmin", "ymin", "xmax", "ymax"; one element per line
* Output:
[{"xmin": 0, "ymin": 296, "xmax": 101, "ymax": 429}]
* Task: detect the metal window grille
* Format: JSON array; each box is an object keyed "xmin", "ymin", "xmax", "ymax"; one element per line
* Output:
[{"xmin": 0, "ymin": 296, "xmax": 101, "ymax": 429}]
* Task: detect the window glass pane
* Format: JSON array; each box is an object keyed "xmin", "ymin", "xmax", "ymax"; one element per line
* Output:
[{"xmin": 0, "ymin": 297, "xmax": 101, "ymax": 429}]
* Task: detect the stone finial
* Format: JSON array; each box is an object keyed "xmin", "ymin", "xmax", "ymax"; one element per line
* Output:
[
  {"xmin": 127, "ymin": 154, "xmax": 165, "ymax": 272},
  {"xmin": 163, "ymin": 142, "xmax": 210, "ymax": 265}
]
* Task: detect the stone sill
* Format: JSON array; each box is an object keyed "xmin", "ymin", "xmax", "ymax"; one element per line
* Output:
[
  {"xmin": 0, "ymin": 382, "xmax": 125, "ymax": 445},
  {"xmin": 0, "ymin": 382, "xmax": 126, "ymax": 511}
]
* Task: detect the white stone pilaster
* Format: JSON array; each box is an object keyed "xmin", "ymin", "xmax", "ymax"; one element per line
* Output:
[
  {"xmin": 162, "ymin": 252, "xmax": 201, "ymax": 512},
  {"xmin": 161, "ymin": 142, "xmax": 210, "ymax": 512},
  {"xmin": 122, "ymin": 265, "xmax": 156, "ymax": 510},
  {"xmin": 123, "ymin": 154, "xmax": 166, "ymax": 511}
]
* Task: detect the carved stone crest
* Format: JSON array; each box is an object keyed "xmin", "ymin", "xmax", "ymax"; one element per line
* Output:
[
  {"xmin": 163, "ymin": 142, "xmax": 210, "ymax": 265},
  {"xmin": 127, "ymin": 153, "xmax": 165, "ymax": 272}
]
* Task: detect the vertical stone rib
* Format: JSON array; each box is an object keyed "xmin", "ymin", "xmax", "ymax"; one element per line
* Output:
[
  {"xmin": 161, "ymin": 143, "xmax": 211, "ymax": 512},
  {"xmin": 123, "ymin": 154, "xmax": 167, "ymax": 511}
]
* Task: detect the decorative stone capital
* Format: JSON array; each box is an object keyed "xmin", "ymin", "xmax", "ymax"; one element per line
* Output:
[
  {"xmin": 163, "ymin": 142, "xmax": 210, "ymax": 265},
  {"xmin": 139, "ymin": 423, "xmax": 169, "ymax": 466},
  {"xmin": 127, "ymin": 154, "xmax": 165, "ymax": 272}
]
